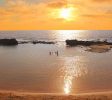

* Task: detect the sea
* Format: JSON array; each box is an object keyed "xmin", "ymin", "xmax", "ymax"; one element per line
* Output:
[{"xmin": 0, "ymin": 30, "xmax": 112, "ymax": 94}]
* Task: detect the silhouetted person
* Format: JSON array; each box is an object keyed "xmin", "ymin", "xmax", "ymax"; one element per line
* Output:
[
  {"xmin": 56, "ymin": 51, "xmax": 59, "ymax": 56},
  {"xmin": 55, "ymin": 51, "xmax": 57, "ymax": 55},
  {"xmin": 49, "ymin": 52, "xmax": 51, "ymax": 55}
]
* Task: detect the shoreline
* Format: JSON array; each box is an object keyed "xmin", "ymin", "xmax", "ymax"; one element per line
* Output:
[{"xmin": 0, "ymin": 90, "xmax": 112, "ymax": 100}]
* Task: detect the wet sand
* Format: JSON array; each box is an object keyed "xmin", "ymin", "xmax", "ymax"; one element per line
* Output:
[{"xmin": 0, "ymin": 91, "xmax": 112, "ymax": 100}]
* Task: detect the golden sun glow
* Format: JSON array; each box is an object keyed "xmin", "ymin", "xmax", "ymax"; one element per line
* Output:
[
  {"xmin": 59, "ymin": 7, "xmax": 74, "ymax": 20},
  {"xmin": 50, "ymin": 5, "xmax": 76, "ymax": 21},
  {"xmin": 59, "ymin": 8, "xmax": 72, "ymax": 19}
]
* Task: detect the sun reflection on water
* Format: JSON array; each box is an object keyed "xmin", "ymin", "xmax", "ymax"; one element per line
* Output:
[
  {"xmin": 61, "ymin": 57, "xmax": 88, "ymax": 94},
  {"xmin": 64, "ymin": 76, "xmax": 73, "ymax": 94},
  {"xmin": 53, "ymin": 30, "xmax": 84, "ymax": 41}
]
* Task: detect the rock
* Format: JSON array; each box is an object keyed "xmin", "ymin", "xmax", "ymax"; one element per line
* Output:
[
  {"xmin": 0, "ymin": 39, "xmax": 18, "ymax": 46},
  {"xmin": 32, "ymin": 41, "xmax": 55, "ymax": 44},
  {"xmin": 66, "ymin": 39, "xmax": 112, "ymax": 46}
]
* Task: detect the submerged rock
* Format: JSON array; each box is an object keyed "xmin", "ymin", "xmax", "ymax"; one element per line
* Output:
[{"xmin": 0, "ymin": 39, "xmax": 18, "ymax": 46}]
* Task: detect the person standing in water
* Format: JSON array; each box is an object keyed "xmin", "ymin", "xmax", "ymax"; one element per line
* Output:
[{"xmin": 56, "ymin": 51, "xmax": 59, "ymax": 56}]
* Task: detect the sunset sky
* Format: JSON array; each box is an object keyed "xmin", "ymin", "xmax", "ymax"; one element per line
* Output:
[{"xmin": 0, "ymin": 0, "xmax": 112, "ymax": 30}]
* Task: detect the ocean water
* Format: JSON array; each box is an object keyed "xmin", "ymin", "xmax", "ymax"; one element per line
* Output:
[
  {"xmin": 0, "ymin": 30, "xmax": 112, "ymax": 94},
  {"xmin": 0, "ymin": 30, "xmax": 112, "ymax": 41}
]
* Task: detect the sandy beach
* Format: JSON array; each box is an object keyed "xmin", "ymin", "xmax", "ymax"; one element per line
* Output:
[{"xmin": 0, "ymin": 91, "xmax": 112, "ymax": 100}]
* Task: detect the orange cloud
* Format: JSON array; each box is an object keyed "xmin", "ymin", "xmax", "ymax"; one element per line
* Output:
[
  {"xmin": 47, "ymin": 1, "xmax": 66, "ymax": 8},
  {"xmin": 92, "ymin": 0, "xmax": 112, "ymax": 2}
]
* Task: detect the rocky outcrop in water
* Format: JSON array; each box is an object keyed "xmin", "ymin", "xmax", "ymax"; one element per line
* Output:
[
  {"xmin": 0, "ymin": 39, "xmax": 18, "ymax": 46},
  {"xmin": 32, "ymin": 41, "xmax": 55, "ymax": 44},
  {"xmin": 66, "ymin": 39, "xmax": 112, "ymax": 46},
  {"xmin": 0, "ymin": 39, "xmax": 55, "ymax": 46},
  {"xmin": 66, "ymin": 39, "xmax": 112, "ymax": 53}
]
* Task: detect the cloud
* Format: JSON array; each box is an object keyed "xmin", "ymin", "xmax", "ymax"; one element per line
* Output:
[
  {"xmin": 92, "ymin": 0, "xmax": 112, "ymax": 2},
  {"xmin": 81, "ymin": 14, "xmax": 112, "ymax": 18},
  {"xmin": 106, "ymin": 9, "xmax": 112, "ymax": 14},
  {"xmin": 47, "ymin": 1, "xmax": 66, "ymax": 8}
]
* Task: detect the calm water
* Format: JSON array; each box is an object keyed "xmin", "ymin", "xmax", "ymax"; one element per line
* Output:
[{"xmin": 0, "ymin": 30, "xmax": 112, "ymax": 94}]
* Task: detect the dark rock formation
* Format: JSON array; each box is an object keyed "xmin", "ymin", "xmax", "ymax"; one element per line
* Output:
[
  {"xmin": 19, "ymin": 41, "xmax": 30, "ymax": 44},
  {"xmin": 0, "ymin": 39, "xmax": 18, "ymax": 46},
  {"xmin": 32, "ymin": 41, "xmax": 55, "ymax": 44},
  {"xmin": 0, "ymin": 39, "xmax": 55, "ymax": 46},
  {"xmin": 66, "ymin": 39, "xmax": 112, "ymax": 46}
]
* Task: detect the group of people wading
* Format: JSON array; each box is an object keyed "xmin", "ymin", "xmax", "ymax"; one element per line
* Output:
[{"xmin": 49, "ymin": 51, "xmax": 59, "ymax": 56}]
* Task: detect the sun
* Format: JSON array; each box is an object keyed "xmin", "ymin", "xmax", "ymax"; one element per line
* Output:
[
  {"xmin": 59, "ymin": 7, "xmax": 74, "ymax": 20},
  {"xmin": 59, "ymin": 8, "xmax": 71, "ymax": 19},
  {"xmin": 50, "ymin": 5, "xmax": 77, "ymax": 21}
]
